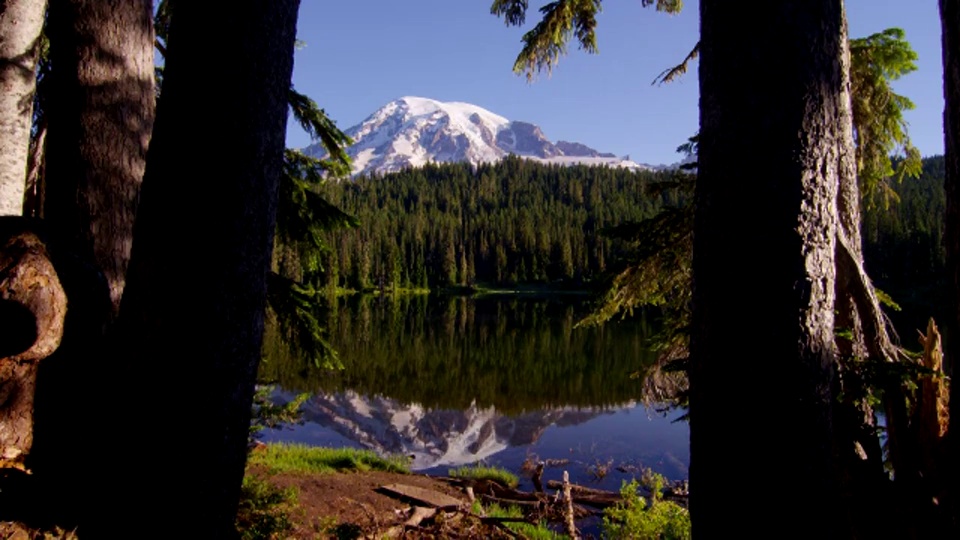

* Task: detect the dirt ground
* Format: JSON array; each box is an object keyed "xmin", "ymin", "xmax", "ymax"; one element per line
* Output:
[
  {"xmin": 247, "ymin": 467, "xmax": 479, "ymax": 539},
  {"xmin": 3, "ymin": 466, "xmax": 605, "ymax": 539},
  {"xmin": 1, "ymin": 469, "xmax": 476, "ymax": 540}
]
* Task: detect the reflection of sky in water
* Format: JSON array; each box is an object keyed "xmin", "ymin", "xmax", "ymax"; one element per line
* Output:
[
  {"xmin": 423, "ymin": 405, "xmax": 690, "ymax": 492},
  {"xmin": 261, "ymin": 421, "xmax": 361, "ymax": 450},
  {"xmin": 262, "ymin": 401, "xmax": 689, "ymax": 493}
]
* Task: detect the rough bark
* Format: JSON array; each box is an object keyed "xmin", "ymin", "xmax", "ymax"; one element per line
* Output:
[
  {"xmin": 940, "ymin": 0, "xmax": 960, "ymax": 531},
  {"xmin": 691, "ymin": 0, "xmax": 845, "ymax": 535},
  {"xmin": 0, "ymin": 217, "xmax": 66, "ymax": 468},
  {"xmin": 835, "ymin": 4, "xmax": 867, "ymax": 362},
  {"xmin": 107, "ymin": 1, "xmax": 300, "ymax": 536},
  {"xmin": 0, "ymin": 0, "xmax": 46, "ymax": 216},
  {"xmin": 43, "ymin": 0, "xmax": 154, "ymax": 316},
  {"xmin": 831, "ymin": 15, "xmax": 893, "ymax": 532}
]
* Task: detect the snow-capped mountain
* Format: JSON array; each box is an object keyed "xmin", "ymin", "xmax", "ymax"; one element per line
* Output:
[
  {"xmin": 303, "ymin": 96, "xmax": 652, "ymax": 177},
  {"xmin": 279, "ymin": 390, "xmax": 621, "ymax": 470}
]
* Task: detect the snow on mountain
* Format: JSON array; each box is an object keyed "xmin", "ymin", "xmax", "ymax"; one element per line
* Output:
[
  {"xmin": 303, "ymin": 96, "xmax": 652, "ymax": 177},
  {"xmin": 290, "ymin": 390, "xmax": 621, "ymax": 470}
]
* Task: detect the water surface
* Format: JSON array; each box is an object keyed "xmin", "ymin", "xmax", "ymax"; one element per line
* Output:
[{"xmin": 259, "ymin": 295, "xmax": 690, "ymax": 491}]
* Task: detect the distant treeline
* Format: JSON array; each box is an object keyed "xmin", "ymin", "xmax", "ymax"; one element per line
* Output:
[
  {"xmin": 314, "ymin": 154, "xmax": 946, "ymax": 326},
  {"xmin": 316, "ymin": 156, "xmax": 686, "ymax": 291},
  {"xmin": 863, "ymin": 155, "xmax": 947, "ymax": 332}
]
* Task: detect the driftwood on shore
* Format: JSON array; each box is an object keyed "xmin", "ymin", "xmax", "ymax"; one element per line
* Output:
[{"xmin": 377, "ymin": 471, "xmax": 691, "ymax": 539}]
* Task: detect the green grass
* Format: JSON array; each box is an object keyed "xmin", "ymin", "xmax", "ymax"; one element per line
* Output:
[
  {"xmin": 448, "ymin": 464, "xmax": 519, "ymax": 488},
  {"xmin": 485, "ymin": 503, "xmax": 563, "ymax": 540},
  {"xmin": 248, "ymin": 443, "xmax": 410, "ymax": 475}
]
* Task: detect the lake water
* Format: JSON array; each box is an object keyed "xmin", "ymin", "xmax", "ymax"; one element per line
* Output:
[{"xmin": 258, "ymin": 294, "xmax": 690, "ymax": 492}]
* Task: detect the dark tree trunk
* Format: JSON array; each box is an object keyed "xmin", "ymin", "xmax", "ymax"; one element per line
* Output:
[
  {"xmin": 0, "ymin": 218, "xmax": 66, "ymax": 468},
  {"xmin": 19, "ymin": 1, "xmax": 153, "ymax": 526},
  {"xmin": 691, "ymin": 0, "xmax": 845, "ymax": 535},
  {"xmin": 43, "ymin": 0, "xmax": 155, "ymax": 317},
  {"xmin": 107, "ymin": 1, "xmax": 300, "ymax": 536},
  {"xmin": 940, "ymin": 0, "xmax": 960, "ymax": 532}
]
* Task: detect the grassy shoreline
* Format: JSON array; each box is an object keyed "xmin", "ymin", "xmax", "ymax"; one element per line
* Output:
[{"xmin": 242, "ymin": 444, "xmax": 690, "ymax": 539}]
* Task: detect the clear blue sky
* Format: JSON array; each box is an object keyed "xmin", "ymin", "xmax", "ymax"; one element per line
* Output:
[{"xmin": 288, "ymin": 1, "xmax": 944, "ymax": 166}]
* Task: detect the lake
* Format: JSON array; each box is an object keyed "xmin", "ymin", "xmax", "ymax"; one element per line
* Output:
[{"xmin": 258, "ymin": 294, "xmax": 690, "ymax": 492}]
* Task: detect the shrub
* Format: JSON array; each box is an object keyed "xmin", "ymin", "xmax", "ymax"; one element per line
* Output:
[{"xmin": 602, "ymin": 471, "xmax": 691, "ymax": 540}]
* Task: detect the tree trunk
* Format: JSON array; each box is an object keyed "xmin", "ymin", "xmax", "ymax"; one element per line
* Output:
[
  {"xmin": 43, "ymin": 0, "xmax": 155, "ymax": 316},
  {"xmin": 108, "ymin": 1, "xmax": 300, "ymax": 535},
  {"xmin": 832, "ymin": 9, "xmax": 896, "ymax": 535},
  {"xmin": 691, "ymin": 0, "xmax": 845, "ymax": 535},
  {"xmin": 0, "ymin": 217, "xmax": 66, "ymax": 469},
  {"xmin": 835, "ymin": 4, "xmax": 866, "ymax": 364},
  {"xmin": 0, "ymin": 0, "xmax": 46, "ymax": 216},
  {"xmin": 940, "ymin": 0, "xmax": 960, "ymax": 531}
]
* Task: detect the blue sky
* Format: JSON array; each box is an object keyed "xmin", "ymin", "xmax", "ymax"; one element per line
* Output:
[{"xmin": 288, "ymin": 1, "xmax": 944, "ymax": 166}]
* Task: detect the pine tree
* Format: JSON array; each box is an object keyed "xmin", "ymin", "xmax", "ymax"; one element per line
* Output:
[
  {"xmin": 109, "ymin": 1, "xmax": 302, "ymax": 534},
  {"xmin": 939, "ymin": 0, "xmax": 960, "ymax": 530},
  {"xmin": 43, "ymin": 0, "xmax": 155, "ymax": 315},
  {"xmin": 492, "ymin": 0, "xmax": 945, "ymax": 533}
]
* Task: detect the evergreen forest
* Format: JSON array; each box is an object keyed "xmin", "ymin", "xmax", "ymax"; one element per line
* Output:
[
  {"xmin": 316, "ymin": 156, "xmax": 686, "ymax": 292},
  {"xmin": 863, "ymin": 155, "xmax": 947, "ymax": 330},
  {"xmin": 314, "ymin": 153, "xmax": 947, "ymax": 342}
]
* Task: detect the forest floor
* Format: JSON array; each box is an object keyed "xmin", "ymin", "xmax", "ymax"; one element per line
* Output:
[
  {"xmin": 0, "ymin": 468, "xmax": 478, "ymax": 540},
  {"xmin": 1, "ymin": 450, "xmax": 644, "ymax": 539},
  {"xmin": 245, "ymin": 465, "xmax": 480, "ymax": 539}
]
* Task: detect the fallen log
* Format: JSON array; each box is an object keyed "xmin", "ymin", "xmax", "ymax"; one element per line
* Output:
[
  {"xmin": 544, "ymin": 479, "xmax": 690, "ymax": 508},
  {"xmin": 546, "ymin": 480, "xmax": 618, "ymax": 497},
  {"xmin": 378, "ymin": 483, "xmax": 464, "ymax": 510},
  {"xmin": 546, "ymin": 480, "xmax": 622, "ymax": 508}
]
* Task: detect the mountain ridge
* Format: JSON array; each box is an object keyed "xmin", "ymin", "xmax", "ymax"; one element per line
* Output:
[{"xmin": 303, "ymin": 96, "xmax": 657, "ymax": 177}]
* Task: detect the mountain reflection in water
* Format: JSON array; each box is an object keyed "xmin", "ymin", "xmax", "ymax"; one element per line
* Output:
[{"xmin": 260, "ymin": 294, "xmax": 690, "ymax": 488}]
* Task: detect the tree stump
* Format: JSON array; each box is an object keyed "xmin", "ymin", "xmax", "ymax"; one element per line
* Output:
[{"xmin": 0, "ymin": 219, "xmax": 67, "ymax": 470}]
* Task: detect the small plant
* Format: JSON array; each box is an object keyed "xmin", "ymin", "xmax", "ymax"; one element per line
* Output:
[
  {"xmin": 485, "ymin": 503, "xmax": 563, "ymax": 540},
  {"xmin": 602, "ymin": 471, "xmax": 691, "ymax": 540},
  {"xmin": 448, "ymin": 464, "xmax": 519, "ymax": 488},
  {"xmin": 235, "ymin": 476, "xmax": 299, "ymax": 540},
  {"xmin": 248, "ymin": 443, "xmax": 410, "ymax": 475}
]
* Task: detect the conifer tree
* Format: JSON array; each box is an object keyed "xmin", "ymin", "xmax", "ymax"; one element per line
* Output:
[
  {"xmin": 939, "ymin": 0, "xmax": 960, "ymax": 529},
  {"xmin": 43, "ymin": 0, "xmax": 155, "ymax": 316},
  {"xmin": 493, "ymin": 0, "xmax": 944, "ymax": 533},
  {"xmin": 110, "ymin": 1, "xmax": 302, "ymax": 534}
]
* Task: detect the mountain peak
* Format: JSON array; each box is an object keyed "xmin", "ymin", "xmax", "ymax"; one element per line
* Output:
[{"xmin": 304, "ymin": 98, "xmax": 649, "ymax": 177}]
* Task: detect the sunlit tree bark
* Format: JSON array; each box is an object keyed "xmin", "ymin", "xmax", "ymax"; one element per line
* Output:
[
  {"xmin": 0, "ymin": 0, "xmax": 46, "ymax": 216},
  {"xmin": 43, "ymin": 0, "xmax": 155, "ymax": 316}
]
